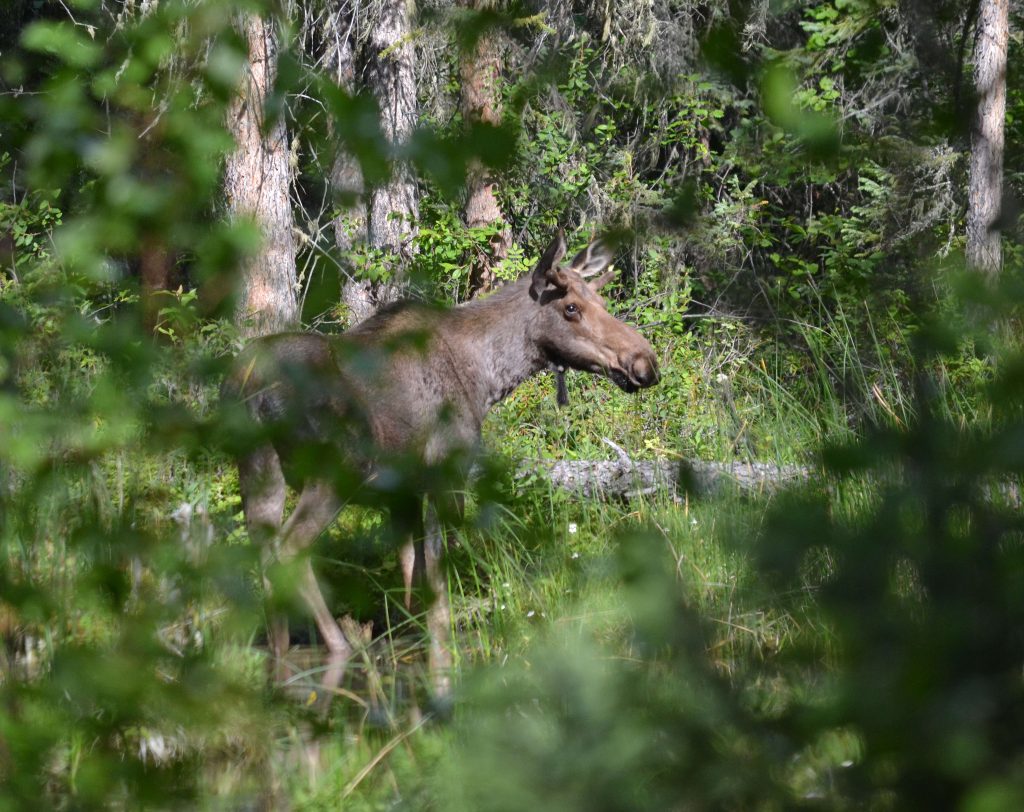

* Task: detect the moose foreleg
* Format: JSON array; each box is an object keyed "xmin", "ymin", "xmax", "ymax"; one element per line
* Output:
[
  {"xmin": 277, "ymin": 482, "xmax": 351, "ymax": 661},
  {"xmin": 424, "ymin": 502, "xmax": 453, "ymax": 698}
]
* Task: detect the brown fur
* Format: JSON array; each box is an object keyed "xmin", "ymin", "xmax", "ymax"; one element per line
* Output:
[{"xmin": 222, "ymin": 231, "xmax": 659, "ymax": 695}]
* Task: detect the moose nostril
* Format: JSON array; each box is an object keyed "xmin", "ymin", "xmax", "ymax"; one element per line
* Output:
[{"xmin": 630, "ymin": 353, "xmax": 659, "ymax": 387}]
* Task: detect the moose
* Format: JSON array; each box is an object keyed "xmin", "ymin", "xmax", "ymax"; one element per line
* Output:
[{"xmin": 222, "ymin": 230, "xmax": 659, "ymax": 695}]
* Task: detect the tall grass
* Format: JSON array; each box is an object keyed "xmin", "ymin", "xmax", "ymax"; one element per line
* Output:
[{"xmin": 4, "ymin": 290, "xmax": 1001, "ymax": 809}]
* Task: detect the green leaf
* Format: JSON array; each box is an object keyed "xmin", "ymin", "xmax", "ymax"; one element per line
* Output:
[{"xmin": 22, "ymin": 22, "xmax": 103, "ymax": 69}]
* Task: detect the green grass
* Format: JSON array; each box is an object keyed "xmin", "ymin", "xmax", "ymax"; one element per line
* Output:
[
  {"xmin": 246, "ymin": 477, "xmax": 842, "ymax": 810},
  {"xmin": 3, "ymin": 304, "xmax": 997, "ymax": 809}
]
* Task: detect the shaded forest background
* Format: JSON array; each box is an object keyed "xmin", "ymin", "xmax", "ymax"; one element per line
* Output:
[{"xmin": 2, "ymin": 0, "xmax": 1024, "ymax": 809}]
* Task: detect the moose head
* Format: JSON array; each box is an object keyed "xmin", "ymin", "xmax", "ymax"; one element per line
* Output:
[{"xmin": 529, "ymin": 231, "xmax": 659, "ymax": 394}]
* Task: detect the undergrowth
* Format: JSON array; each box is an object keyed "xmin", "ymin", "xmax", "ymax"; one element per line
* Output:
[{"xmin": 1, "ymin": 271, "xmax": 1001, "ymax": 809}]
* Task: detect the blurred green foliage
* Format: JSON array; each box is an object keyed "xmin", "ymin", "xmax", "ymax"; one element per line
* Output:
[
  {"xmin": 431, "ymin": 280, "xmax": 1024, "ymax": 811},
  {"xmin": 1, "ymin": 0, "xmax": 1023, "ymax": 809}
]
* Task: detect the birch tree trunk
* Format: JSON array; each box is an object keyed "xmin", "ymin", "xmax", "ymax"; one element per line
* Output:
[
  {"xmin": 966, "ymin": 0, "xmax": 1008, "ymax": 280},
  {"xmin": 224, "ymin": 13, "xmax": 299, "ymax": 338},
  {"xmin": 324, "ymin": 4, "xmax": 373, "ymax": 326},
  {"xmin": 365, "ymin": 0, "xmax": 419, "ymax": 308},
  {"xmin": 460, "ymin": 0, "xmax": 509, "ymax": 296}
]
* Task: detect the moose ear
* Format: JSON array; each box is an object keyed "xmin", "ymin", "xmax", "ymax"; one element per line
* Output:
[
  {"xmin": 530, "ymin": 229, "xmax": 568, "ymax": 299},
  {"xmin": 569, "ymin": 239, "xmax": 613, "ymax": 279},
  {"xmin": 589, "ymin": 269, "xmax": 616, "ymax": 291}
]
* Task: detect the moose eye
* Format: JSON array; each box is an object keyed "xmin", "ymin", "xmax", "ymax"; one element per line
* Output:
[{"xmin": 564, "ymin": 303, "xmax": 580, "ymax": 319}]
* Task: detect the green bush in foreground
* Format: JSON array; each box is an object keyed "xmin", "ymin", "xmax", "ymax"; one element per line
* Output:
[
  {"xmin": 431, "ymin": 280, "xmax": 1024, "ymax": 812},
  {"xmin": 2, "ymin": 0, "xmax": 1024, "ymax": 809}
]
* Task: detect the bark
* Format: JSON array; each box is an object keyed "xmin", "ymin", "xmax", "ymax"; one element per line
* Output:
[
  {"xmin": 965, "ymin": 0, "xmax": 1008, "ymax": 279},
  {"xmin": 460, "ymin": 1, "xmax": 509, "ymax": 296},
  {"xmin": 140, "ymin": 240, "xmax": 172, "ymax": 331},
  {"xmin": 520, "ymin": 458, "xmax": 1024, "ymax": 506},
  {"xmin": 519, "ymin": 458, "xmax": 811, "ymax": 500},
  {"xmin": 115, "ymin": 0, "xmax": 172, "ymax": 332},
  {"xmin": 224, "ymin": 13, "xmax": 299, "ymax": 338},
  {"xmin": 365, "ymin": 0, "xmax": 419, "ymax": 309},
  {"xmin": 324, "ymin": 3, "xmax": 372, "ymax": 325}
]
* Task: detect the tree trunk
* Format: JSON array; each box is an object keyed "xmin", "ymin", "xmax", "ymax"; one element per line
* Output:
[
  {"xmin": 965, "ymin": 0, "xmax": 1008, "ymax": 280},
  {"xmin": 224, "ymin": 13, "xmax": 298, "ymax": 338},
  {"xmin": 325, "ymin": 3, "xmax": 372, "ymax": 326},
  {"xmin": 460, "ymin": 1, "xmax": 509, "ymax": 297},
  {"xmin": 365, "ymin": 0, "xmax": 419, "ymax": 309},
  {"xmin": 114, "ymin": 0, "xmax": 172, "ymax": 332},
  {"xmin": 140, "ymin": 240, "xmax": 172, "ymax": 331}
]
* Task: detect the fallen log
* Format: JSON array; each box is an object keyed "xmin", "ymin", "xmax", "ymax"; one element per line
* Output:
[{"xmin": 519, "ymin": 440, "xmax": 811, "ymax": 500}]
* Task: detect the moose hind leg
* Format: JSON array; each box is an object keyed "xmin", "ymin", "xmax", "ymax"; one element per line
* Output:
[
  {"xmin": 399, "ymin": 540, "xmax": 417, "ymax": 611},
  {"xmin": 238, "ymin": 446, "xmax": 289, "ymax": 658},
  {"xmin": 398, "ymin": 505, "xmax": 427, "ymax": 612},
  {"xmin": 279, "ymin": 481, "xmax": 351, "ymax": 660}
]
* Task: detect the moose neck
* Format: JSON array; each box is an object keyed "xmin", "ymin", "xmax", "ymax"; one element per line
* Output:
[{"xmin": 441, "ymin": 278, "xmax": 549, "ymax": 418}]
